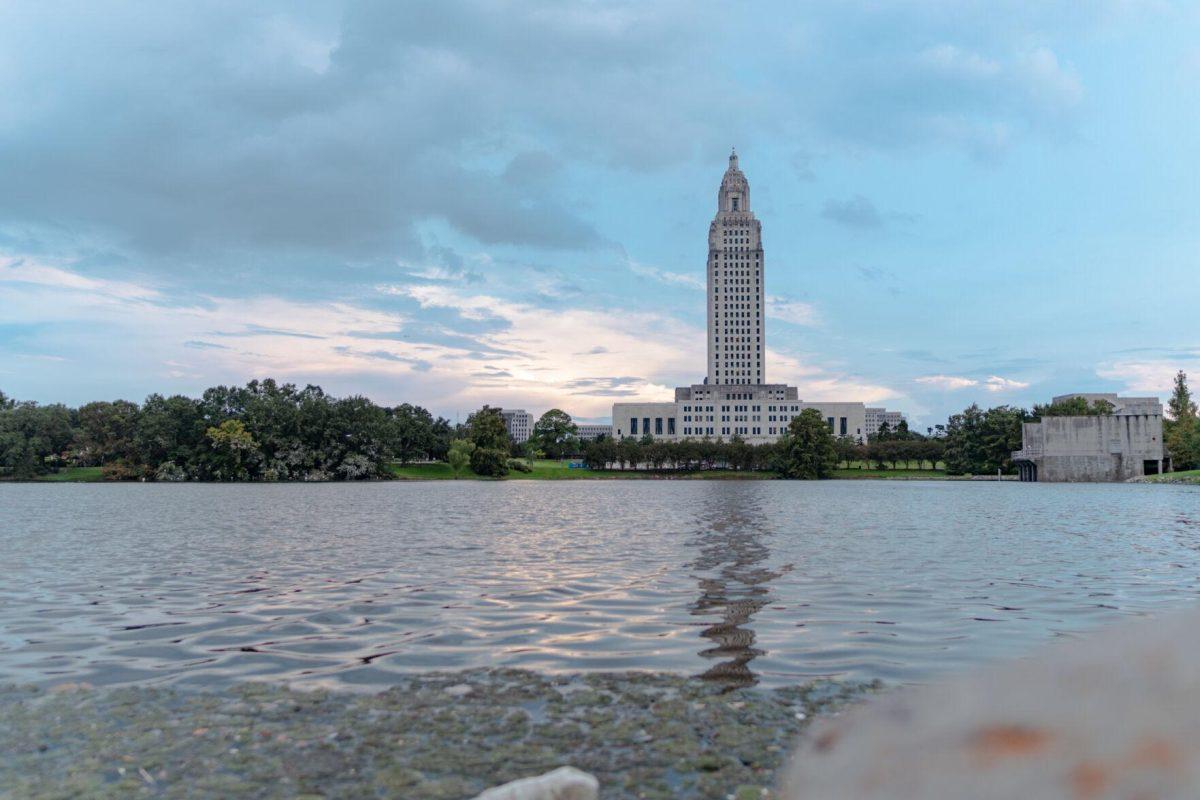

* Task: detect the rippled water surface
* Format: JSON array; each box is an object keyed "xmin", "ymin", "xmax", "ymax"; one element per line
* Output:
[{"xmin": 2, "ymin": 481, "xmax": 1198, "ymax": 690}]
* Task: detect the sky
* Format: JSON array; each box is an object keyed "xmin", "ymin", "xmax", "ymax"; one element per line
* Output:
[{"xmin": 1, "ymin": 1, "xmax": 1198, "ymax": 428}]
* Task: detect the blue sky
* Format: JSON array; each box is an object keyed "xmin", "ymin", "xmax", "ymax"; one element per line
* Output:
[{"xmin": 1, "ymin": 1, "xmax": 1197, "ymax": 427}]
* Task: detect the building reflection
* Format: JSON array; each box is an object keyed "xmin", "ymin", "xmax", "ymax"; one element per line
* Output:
[{"xmin": 688, "ymin": 484, "xmax": 789, "ymax": 689}]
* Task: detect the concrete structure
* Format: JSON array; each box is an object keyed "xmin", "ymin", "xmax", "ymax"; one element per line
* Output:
[
  {"xmin": 865, "ymin": 407, "xmax": 906, "ymax": 438},
  {"xmin": 1011, "ymin": 393, "xmax": 1166, "ymax": 482},
  {"xmin": 612, "ymin": 151, "xmax": 867, "ymax": 444},
  {"xmin": 499, "ymin": 408, "xmax": 533, "ymax": 444},
  {"xmin": 575, "ymin": 423, "xmax": 613, "ymax": 441}
]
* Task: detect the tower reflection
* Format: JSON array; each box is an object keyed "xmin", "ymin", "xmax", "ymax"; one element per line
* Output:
[{"xmin": 688, "ymin": 484, "xmax": 790, "ymax": 689}]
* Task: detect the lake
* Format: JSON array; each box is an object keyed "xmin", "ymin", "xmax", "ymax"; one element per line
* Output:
[{"xmin": 1, "ymin": 481, "xmax": 1197, "ymax": 690}]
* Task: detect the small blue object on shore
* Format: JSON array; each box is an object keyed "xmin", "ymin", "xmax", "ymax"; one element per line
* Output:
[{"xmin": 568, "ymin": 461, "xmax": 585, "ymax": 469}]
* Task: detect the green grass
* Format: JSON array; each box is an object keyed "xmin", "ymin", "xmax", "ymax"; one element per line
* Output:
[
  {"xmin": 34, "ymin": 466, "xmax": 106, "ymax": 482},
  {"xmin": 1143, "ymin": 469, "xmax": 1200, "ymax": 485}
]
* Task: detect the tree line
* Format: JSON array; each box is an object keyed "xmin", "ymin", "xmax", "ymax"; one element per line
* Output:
[
  {"xmin": 0, "ymin": 379, "xmax": 454, "ymax": 480},
  {"xmin": 6, "ymin": 372, "xmax": 1196, "ymax": 481}
]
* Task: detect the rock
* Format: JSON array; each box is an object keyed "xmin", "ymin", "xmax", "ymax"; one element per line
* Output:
[
  {"xmin": 472, "ymin": 766, "xmax": 599, "ymax": 800},
  {"xmin": 444, "ymin": 684, "xmax": 474, "ymax": 697},
  {"xmin": 779, "ymin": 609, "xmax": 1200, "ymax": 799}
]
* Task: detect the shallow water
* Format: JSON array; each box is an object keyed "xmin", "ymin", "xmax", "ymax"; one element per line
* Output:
[{"xmin": 1, "ymin": 481, "xmax": 1198, "ymax": 690}]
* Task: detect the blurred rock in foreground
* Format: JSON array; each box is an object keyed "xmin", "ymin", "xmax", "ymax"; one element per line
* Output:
[{"xmin": 782, "ymin": 609, "xmax": 1200, "ymax": 799}]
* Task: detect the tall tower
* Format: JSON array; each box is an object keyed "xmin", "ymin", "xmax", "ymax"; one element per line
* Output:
[{"xmin": 706, "ymin": 150, "xmax": 765, "ymax": 386}]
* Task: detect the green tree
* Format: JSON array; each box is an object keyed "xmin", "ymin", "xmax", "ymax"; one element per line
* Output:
[
  {"xmin": 465, "ymin": 406, "xmax": 510, "ymax": 451},
  {"xmin": 77, "ymin": 400, "xmax": 142, "ymax": 467},
  {"xmin": 469, "ymin": 445, "xmax": 510, "ymax": 477},
  {"xmin": 776, "ymin": 408, "xmax": 837, "ymax": 479},
  {"xmin": 1032, "ymin": 396, "xmax": 1114, "ymax": 418},
  {"xmin": 0, "ymin": 401, "xmax": 75, "ymax": 477},
  {"xmin": 1168, "ymin": 370, "xmax": 1197, "ymax": 421},
  {"xmin": 1165, "ymin": 371, "xmax": 1200, "ymax": 470},
  {"xmin": 530, "ymin": 409, "xmax": 578, "ymax": 459},
  {"xmin": 206, "ymin": 419, "xmax": 258, "ymax": 481},
  {"xmin": 447, "ymin": 439, "xmax": 475, "ymax": 478}
]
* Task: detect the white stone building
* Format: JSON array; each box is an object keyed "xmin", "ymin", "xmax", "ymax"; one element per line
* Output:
[
  {"xmin": 575, "ymin": 423, "xmax": 613, "ymax": 441},
  {"xmin": 612, "ymin": 152, "xmax": 867, "ymax": 445},
  {"xmin": 500, "ymin": 409, "xmax": 533, "ymax": 444},
  {"xmin": 865, "ymin": 407, "xmax": 907, "ymax": 438}
]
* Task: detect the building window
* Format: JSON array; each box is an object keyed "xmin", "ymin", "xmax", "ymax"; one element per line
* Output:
[
  {"xmin": 827, "ymin": 417, "xmax": 835, "ymax": 431},
  {"xmin": 643, "ymin": 418, "xmax": 650, "ymax": 436},
  {"xmin": 631, "ymin": 418, "xmax": 638, "ymax": 435},
  {"xmin": 655, "ymin": 418, "xmax": 663, "ymax": 435},
  {"xmin": 840, "ymin": 417, "xmax": 848, "ymax": 436},
  {"xmin": 668, "ymin": 418, "xmax": 676, "ymax": 435}
]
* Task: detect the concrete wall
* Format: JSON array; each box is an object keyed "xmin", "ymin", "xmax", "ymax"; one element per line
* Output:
[{"xmin": 1014, "ymin": 410, "xmax": 1164, "ymax": 482}]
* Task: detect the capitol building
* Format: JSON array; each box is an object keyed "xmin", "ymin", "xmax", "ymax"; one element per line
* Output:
[{"xmin": 612, "ymin": 151, "xmax": 868, "ymax": 445}]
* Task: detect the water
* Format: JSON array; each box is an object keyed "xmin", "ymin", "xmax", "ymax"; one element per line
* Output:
[{"xmin": 1, "ymin": 481, "xmax": 1198, "ymax": 691}]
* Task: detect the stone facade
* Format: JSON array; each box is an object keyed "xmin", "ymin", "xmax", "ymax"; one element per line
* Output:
[
  {"xmin": 500, "ymin": 408, "xmax": 533, "ymax": 444},
  {"xmin": 612, "ymin": 152, "xmax": 870, "ymax": 445},
  {"xmin": 1011, "ymin": 393, "xmax": 1166, "ymax": 482},
  {"xmin": 707, "ymin": 150, "xmax": 764, "ymax": 385},
  {"xmin": 575, "ymin": 423, "xmax": 613, "ymax": 441},
  {"xmin": 865, "ymin": 407, "xmax": 906, "ymax": 438}
]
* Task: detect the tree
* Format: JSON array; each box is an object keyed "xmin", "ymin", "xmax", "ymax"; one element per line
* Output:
[
  {"xmin": 1032, "ymin": 396, "xmax": 1114, "ymax": 418},
  {"xmin": 205, "ymin": 419, "xmax": 259, "ymax": 481},
  {"xmin": 944, "ymin": 403, "xmax": 1027, "ymax": 475},
  {"xmin": 775, "ymin": 408, "xmax": 837, "ymax": 479},
  {"xmin": 469, "ymin": 445, "xmax": 510, "ymax": 477},
  {"xmin": 465, "ymin": 406, "xmax": 510, "ymax": 451},
  {"xmin": 77, "ymin": 400, "xmax": 142, "ymax": 467},
  {"xmin": 1165, "ymin": 371, "xmax": 1200, "ymax": 470},
  {"xmin": 530, "ymin": 409, "xmax": 578, "ymax": 459},
  {"xmin": 447, "ymin": 439, "xmax": 475, "ymax": 478},
  {"xmin": 1168, "ymin": 371, "xmax": 1197, "ymax": 421},
  {"xmin": 0, "ymin": 401, "xmax": 74, "ymax": 477}
]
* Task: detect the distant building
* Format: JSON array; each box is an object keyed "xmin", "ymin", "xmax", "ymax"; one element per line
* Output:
[
  {"xmin": 865, "ymin": 407, "xmax": 907, "ymax": 438},
  {"xmin": 611, "ymin": 151, "xmax": 868, "ymax": 445},
  {"xmin": 1011, "ymin": 393, "xmax": 1168, "ymax": 482},
  {"xmin": 575, "ymin": 423, "xmax": 613, "ymax": 441},
  {"xmin": 499, "ymin": 409, "xmax": 533, "ymax": 444}
]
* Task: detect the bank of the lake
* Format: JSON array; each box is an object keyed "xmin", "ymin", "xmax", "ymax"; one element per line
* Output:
[
  {"xmin": 388, "ymin": 459, "xmax": 948, "ymax": 481},
  {"xmin": 1, "ymin": 671, "xmax": 876, "ymax": 800},
  {"xmin": 1137, "ymin": 468, "xmax": 1200, "ymax": 485}
]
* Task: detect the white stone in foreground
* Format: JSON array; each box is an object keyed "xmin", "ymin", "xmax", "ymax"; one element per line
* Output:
[
  {"xmin": 780, "ymin": 609, "xmax": 1200, "ymax": 799},
  {"xmin": 472, "ymin": 766, "xmax": 599, "ymax": 800}
]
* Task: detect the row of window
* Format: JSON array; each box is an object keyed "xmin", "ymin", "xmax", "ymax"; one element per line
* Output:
[{"xmin": 629, "ymin": 417, "xmax": 677, "ymax": 436}]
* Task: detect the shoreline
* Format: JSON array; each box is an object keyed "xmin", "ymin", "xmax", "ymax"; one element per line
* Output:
[{"xmin": 1, "ymin": 670, "xmax": 878, "ymax": 800}]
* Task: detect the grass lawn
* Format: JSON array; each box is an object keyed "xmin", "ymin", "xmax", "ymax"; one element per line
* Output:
[
  {"xmin": 1144, "ymin": 469, "xmax": 1200, "ymax": 485},
  {"xmin": 35, "ymin": 466, "xmax": 106, "ymax": 482}
]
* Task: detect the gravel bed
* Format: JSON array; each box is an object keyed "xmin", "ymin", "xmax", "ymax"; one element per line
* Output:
[{"xmin": 0, "ymin": 669, "xmax": 878, "ymax": 799}]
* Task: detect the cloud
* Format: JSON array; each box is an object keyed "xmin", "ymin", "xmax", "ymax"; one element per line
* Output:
[
  {"xmin": 765, "ymin": 295, "xmax": 820, "ymax": 327},
  {"xmin": 983, "ymin": 375, "xmax": 1029, "ymax": 392},
  {"xmin": 628, "ymin": 261, "xmax": 704, "ymax": 291},
  {"xmin": 914, "ymin": 373, "xmax": 1029, "ymax": 392},
  {"xmin": 1097, "ymin": 359, "xmax": 1193, "ymax": 395},
  {"xmin": 822, "ymin": 195, "xmax": 884, "ymax": 229},
  {"xmin": 915, "ymin": 375, "xmax": 981, "ymax": 390}
]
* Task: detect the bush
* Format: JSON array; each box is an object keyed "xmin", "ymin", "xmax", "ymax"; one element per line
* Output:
[
  {"xmin": 470, "ymin": 446, "xmax": 510, "ymax": 477},
  {"xmin": 507, "ymin": 458, "xmax": 533, "ymax": 473}
]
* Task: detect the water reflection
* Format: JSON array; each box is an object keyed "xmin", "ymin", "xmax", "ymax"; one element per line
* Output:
[{"xmin": 688, "ymin": 485, "xmax": 791, "ymax": 688}]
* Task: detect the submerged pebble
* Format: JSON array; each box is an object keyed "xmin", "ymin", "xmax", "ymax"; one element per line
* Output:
[{"xmin": 0, "ymin": 669, "xmax": 877, "ymax": 799}]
